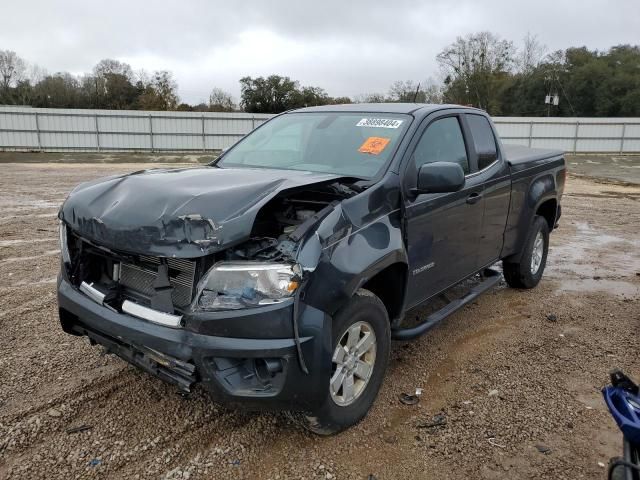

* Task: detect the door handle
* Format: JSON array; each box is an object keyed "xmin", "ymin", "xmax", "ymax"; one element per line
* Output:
[{"xmin": 466, "ymin": 192, "xmax": 482, "ymax": 205}]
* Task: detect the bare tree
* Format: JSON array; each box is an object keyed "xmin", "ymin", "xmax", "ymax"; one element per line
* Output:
[
  {"xmin": 388, "ymin": 80, "xmax": 419, "ymax": 102},
  {"xmin": 388, "ymin": 78, "xmax": 443, "ymax": 103},
  {"xmin": 93, "ymin": 59, "xmax": 134, "ymax": 82},
  {"xmin": 352, "ymin": 92, "xmax": 387, "ymax": 103},
  {"xmin": 134, "ymin": 68, "xmax": 152, "ymax": 87},
  {"xmin": 0, "ymin": 50, "xmax": 26, "ymax": 91},
  {"xmin": 208, "ymin": 87, "xmax": 235, "ymax": 111},
  {"xmin": 422, "ymin": 80, "xmax": 443, "ymax": 103},
  {"xmin": 26, "ymin": 63, "xmax": 47, "ymax": 85},
  {"xmin": 518, "ymin": 33, "xmax": 547, "ymax": 74},
  {"xmin": 437, "ymin": 31, "xmax": 515, "ymax": 109}
]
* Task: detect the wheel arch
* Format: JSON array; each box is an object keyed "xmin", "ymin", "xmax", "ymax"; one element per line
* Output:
[
  {"xmin": 536, "ymin": 198, "xmax": 558, "ymax": 231},
  {"xmin": 358, "ymin": 261, "xmax": 408, "ymax": 324},
  {"xmin": 503, "ymin": 171, "xmax": 559, "ymax": 263}
]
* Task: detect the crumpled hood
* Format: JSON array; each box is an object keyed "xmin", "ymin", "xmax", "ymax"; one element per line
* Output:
[{"xmin": 59, "ymin": 166, "xmax": 342, "ymax": 257}]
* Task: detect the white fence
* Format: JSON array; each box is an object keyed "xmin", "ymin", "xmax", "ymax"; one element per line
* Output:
[
  {"xmin": 493, "ymin": 117, "xmax": 640, "ymax": 154},
  {"xmin": 0, "ymin": 107, "xmax": 272, "ymax": 152},
  {"xmin": 1, "ymin": 106, "xmax": 639, "ymax": 153}
]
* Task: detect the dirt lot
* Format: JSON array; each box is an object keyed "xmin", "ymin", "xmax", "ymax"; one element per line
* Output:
[{"xmin": 0, "ymin": 158, "xmax": 639, "ymax": 480}]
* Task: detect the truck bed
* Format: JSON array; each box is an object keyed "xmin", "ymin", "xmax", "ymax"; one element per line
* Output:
[{"xmin": 503, "ymin": 144, "xmax": 564, "ymax": 166}]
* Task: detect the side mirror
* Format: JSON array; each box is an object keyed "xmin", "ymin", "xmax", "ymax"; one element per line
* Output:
[{"xmin": 415, "ymin": 162, "xmax": 465, "ymax": 194}]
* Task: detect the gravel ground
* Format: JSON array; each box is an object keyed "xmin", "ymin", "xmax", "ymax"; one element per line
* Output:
[{"xmin": 0, "ymin": 161, "xmax": 639, "ymax": 480}]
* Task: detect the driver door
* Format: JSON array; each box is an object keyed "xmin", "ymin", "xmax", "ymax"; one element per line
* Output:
[{"xmin": 404, "ymin": 114, "xmax": 484, "ymax": 308}]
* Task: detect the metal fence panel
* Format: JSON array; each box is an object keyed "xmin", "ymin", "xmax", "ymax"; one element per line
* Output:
[
  {"xmin": 0, "ymin": 106, "xmax": 638, "ymax": 153},
  {"xmin": 624, "ymin": 139, "xmax": 640, "ymax": 151},
  {"xmin": 530, "ymin": 138, "xmax": 576, "ymax": 151}
]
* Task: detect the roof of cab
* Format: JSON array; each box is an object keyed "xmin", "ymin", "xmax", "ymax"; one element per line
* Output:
[{"xmin": 292, "ymin": 103, "xmax": 470, "ymax": 115}]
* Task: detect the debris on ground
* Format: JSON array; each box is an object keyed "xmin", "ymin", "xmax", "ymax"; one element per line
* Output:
[
  {"xmin": 488, "ymin": 438, "xmax": 506, "ymax": 448},
  {"xmin": 416, "ymin": 413, "xmax": 447, "ymax": 429},
  {"xmin": 65, "ymin": 424, "xmax": 92, "ymax": 434},
  {"xmin": 536, "ymin": 444, "xmax": 552, "ymax": 454},
  {"xmin": 546, "ymin": 313, "xmax": 558, "ymax": 322},
  {"xmin": 399, "ymin": 393, "xmax": 420, "ymax": 405}
]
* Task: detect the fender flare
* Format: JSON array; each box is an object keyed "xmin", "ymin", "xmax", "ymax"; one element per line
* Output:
[{"xmin": 506, "ymin": 173, "xmax": 558, "ymax": 263}]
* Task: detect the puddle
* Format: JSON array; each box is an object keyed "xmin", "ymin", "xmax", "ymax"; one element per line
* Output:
[
  {"xmin": 566, "ymin": 192, "xmax": 640, "ymax": 201},
  {"xmin": 3, "ymin": 250, "xmax": 60, "ymax": 263},
  {"xmin": 554, "ymin": 278, "xmax": 639, "ymax": 297},
  {"xmin": 547, "ymin": 221, "xmax": 640, "ymax": 297},
  {"xmin": 0, "ymin": 213, "xmax": 58, "ymax": 221},
  {"xmin": 547, "ymin": 222, "xmax": 640, "ymax": 279},
  {"xmin": 0, "ymin": 207, "xmax": 60, "ymax": 216},
  {"xmin": 0, "ymin": 198, "xmax": 61, "ymax": 209},
  {"xmin": 0, "ymin": 238, "xmax": 56, "ymax": 247},
  {"xmin": 0, "ymin": 277, "xmax": 57, "ymax": 287}
]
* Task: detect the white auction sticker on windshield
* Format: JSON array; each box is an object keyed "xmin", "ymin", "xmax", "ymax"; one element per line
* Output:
[{"xmin": 356, "ymin": 118, "xmax": 403, "ymax": 129}]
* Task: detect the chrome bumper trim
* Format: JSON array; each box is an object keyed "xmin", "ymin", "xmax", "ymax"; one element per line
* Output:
[
  {"xmin": 79, "ymin": 281, "xmax": 106, "ymax": 305},
  {"xmin": 122, "ymin": 300, "xmax": 182, "ymax": 328}
]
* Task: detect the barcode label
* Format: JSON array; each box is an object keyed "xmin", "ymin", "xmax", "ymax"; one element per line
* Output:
[{"xmin": 356, "ymin": 118, "xmax": 403, "ymax": 129}]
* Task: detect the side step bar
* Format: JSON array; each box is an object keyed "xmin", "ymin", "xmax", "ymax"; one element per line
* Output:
[{"xmin": 391, "ymin": 269, "xmax": 502, "ymax": 341}]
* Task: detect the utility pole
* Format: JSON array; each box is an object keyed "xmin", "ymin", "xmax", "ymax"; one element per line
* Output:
[{"xmin": 544, "ymin": 71, "xmax": 560, "ymax": 117}]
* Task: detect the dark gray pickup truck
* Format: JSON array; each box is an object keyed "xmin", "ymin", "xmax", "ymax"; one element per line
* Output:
[{"xmin": 57, "ymin": 103, "xmax": 565, "ymax": 434}]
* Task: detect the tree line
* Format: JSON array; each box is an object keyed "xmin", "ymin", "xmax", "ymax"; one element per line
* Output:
[
  {"xmin": 437, "ymin": 32, "xmax": 640, "ymax": 116},
  {"xmin": 1, "ymin": 32, "xmax": 639, "ymax": 116}
]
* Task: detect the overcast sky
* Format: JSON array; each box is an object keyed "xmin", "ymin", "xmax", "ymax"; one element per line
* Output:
[{"xmin": 2, "ymin": 0, "xmax": 639, "ymax": 104}]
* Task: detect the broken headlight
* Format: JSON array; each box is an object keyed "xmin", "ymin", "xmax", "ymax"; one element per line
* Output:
[
  {"xmin": 59, "ymin": 220, "xmax": 71, "ymax": 264},
  {"xmin": 196, "ymin": 261, "xmax": 301, "ymax": 311}
]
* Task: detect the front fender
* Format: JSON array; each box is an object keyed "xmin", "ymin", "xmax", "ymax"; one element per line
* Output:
[{"xmin": 301, "ymin": 209, "xmax": 407, "ymax": 317}]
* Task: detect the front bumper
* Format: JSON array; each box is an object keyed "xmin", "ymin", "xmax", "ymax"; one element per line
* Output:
[{"xmin": 57, "ymin": 278, "xmax": 332, "ymax": 411}]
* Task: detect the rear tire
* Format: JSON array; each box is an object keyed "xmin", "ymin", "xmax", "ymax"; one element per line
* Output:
[
  {"xmin": 297, "ymin": 289, "xmax": 390, "ymax": 435},
  {"xmin": 503, "ymin": 215, "xmax": 549, "ymax": 289}
]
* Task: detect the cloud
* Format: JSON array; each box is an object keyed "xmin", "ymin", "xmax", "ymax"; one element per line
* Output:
[{"xmin": 1, "ymin": 0, "xmax": 638, "ymax": 103}]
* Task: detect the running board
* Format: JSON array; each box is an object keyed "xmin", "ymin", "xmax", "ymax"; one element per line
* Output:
[{"xmin": 391, "ymin": 269, "xmax": 502, "ymax": 341}]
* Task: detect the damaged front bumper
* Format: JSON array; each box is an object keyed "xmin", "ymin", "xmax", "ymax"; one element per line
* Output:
[{"xmin": 57, "ymin": 277, "xmax": 331, "ymax": 411}]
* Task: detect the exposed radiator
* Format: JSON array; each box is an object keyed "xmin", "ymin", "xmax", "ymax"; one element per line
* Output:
[{"xmin": 120, "ymin": 256, "xmax": 196, "ymax": 308}]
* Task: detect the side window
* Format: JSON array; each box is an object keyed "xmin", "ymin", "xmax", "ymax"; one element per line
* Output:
[
  {"xmin": 466, "ymin": 114, "xmax": 498, "ymax": 170},
  {"xmin": 413, "ymin": 117, "xmax": 469, "ymax": 174}
]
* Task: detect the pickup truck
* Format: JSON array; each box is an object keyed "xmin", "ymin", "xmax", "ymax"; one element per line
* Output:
[{"xmin": 57, "ymin": 103, "xmax": 565, "ymax": 434}]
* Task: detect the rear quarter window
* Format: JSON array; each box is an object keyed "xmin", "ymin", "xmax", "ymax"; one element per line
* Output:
[{"xmin": 466, "ymin": 114, "xmax": 498, "ymax": 170}]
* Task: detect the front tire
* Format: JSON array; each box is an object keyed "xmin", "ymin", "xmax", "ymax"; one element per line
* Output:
[
  {"xmin": 299, "ymin": 289, "xmax": 390, "ymax": 435},
  {"xmin": 503, "ymin": 215, "xmax": 550, "ymax": 289}
]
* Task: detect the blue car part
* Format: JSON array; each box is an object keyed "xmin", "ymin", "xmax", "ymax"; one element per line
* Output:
[
  {"xmin": 603, "ymin": 370, "xmax": 640, "ymax": 445},
  {"xmin": 603, "ymin": 370, "xmax": 640, "ymax": 480}
]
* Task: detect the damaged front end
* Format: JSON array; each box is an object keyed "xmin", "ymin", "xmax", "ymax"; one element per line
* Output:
[
  {"xmin": 57, "ymin": 170, "xmax": 358, "ymax": 406},
  {"xmin": 59, "ymin": 172, "xmax": 354, "ymax": 319}
]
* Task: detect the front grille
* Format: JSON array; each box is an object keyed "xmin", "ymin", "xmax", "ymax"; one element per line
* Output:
[
  {"xmin": 120, "ymin": 256, "xmax": 196, "ymax": 307},
  {"xmin": 67, "ymin": 231, "xmax": 199, "ymax": 309}
]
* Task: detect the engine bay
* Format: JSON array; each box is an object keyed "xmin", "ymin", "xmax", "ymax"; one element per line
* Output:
[{"xmin": 224, "ymin": 181, "xmax": 357, "ymax": 262}]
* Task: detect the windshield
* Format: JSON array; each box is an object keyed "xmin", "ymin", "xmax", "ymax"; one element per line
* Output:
[{"xmin": 217, "ymin": 112, "xmax": 411, "ymax": 179}]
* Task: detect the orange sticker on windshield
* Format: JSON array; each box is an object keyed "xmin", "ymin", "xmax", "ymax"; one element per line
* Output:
[{"xmin": 358, "ymin": 136, "xmax": 391, "ymax": 155}]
